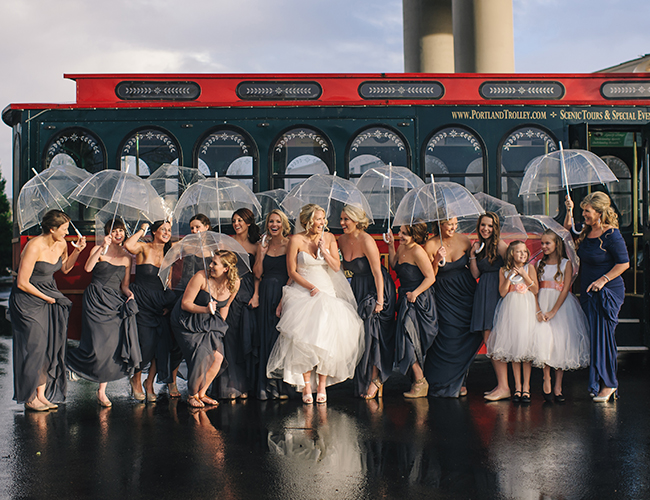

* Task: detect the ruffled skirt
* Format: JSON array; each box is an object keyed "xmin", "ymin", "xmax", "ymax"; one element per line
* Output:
[
  {"xmin": 487, "ymin": 291, "xmax": 537, "ymax": 363},
  {"xmin": 531, "ymin": 289, "xmax": 590, "ymax": 370}
]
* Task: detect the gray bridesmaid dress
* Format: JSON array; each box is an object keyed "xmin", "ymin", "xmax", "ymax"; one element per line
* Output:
[
  {"xmin": 67, "ymin": 261, "xmax": 141, "ymax": 382},
  {"xmin": 10, "ymin": 259, "xmax": 71, "ymax": 404}
]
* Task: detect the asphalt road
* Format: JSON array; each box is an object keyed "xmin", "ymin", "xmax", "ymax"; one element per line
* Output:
[{"xmin": 0, "ymin": 336, "xmax": 648, "ymax": 500}]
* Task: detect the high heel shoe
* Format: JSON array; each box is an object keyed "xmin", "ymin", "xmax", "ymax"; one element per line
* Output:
[
  {"xmin": 554, "ymin": 393, "xmax": 566, "ymax": 403},
  {"xmin": 97, "ymin": 391, "xmax": 112, "ymax": 408},
  {"xmin": 520, "ymin": 392, "xmax": 531, "ymax": 404},
  {"xmin": 302, "ymin": 383, "xmax": 313, "ymax": 405},
  {"xmin": 144, "ymin": 385, "xmax": 157, "ymax": 403},
  {"xmin": 543, "ymin": 391, "xmax": 554, "ymax": 403},
  {"xmin": 316, "ymin": 392, "xmax": 327, "ymax": 404},
  {"xmin": 364, "ymin": 378, "xmax": 384, "ymax": 400},
  {"xmin": 593, "ymin": 388, "xmax": 618, "ymax": 402},
  {"xmin": 167, "ymin": 383, "xmax": 181, "ymax": 398},
  {"xmin": 130, "ymin": 378, "xmax": 145, "ymax": 402},
  {"xmin": 403, "ymin": 377, "xmax": 428, "ymax": 399}
]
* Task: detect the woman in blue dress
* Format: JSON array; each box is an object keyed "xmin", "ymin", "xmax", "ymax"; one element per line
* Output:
[
  {"xmin": 565, "ymin": 192, "xmax": 629, "ymax": 402},
  {"xmin": 67, "ymin": 219, "xmax": 140, "ymax": 407},
  {"xmin": 387, "ymin": 223, "xmax": 437, "ymax": 398},
  {"xmin": 11, "ymin": 210, "xmax": 86, "ymax": 411},
  {"xmin": 424, "ymin": 218, "xmax": 482, "ymax": 398},
  {"xmin": 468, "ymin": 213, "xmax": 509, "ymax": 401},
  {"xmin": 253, "ymin": 209, "xmax": 291, "ymax": 400},
  {"xmin": 339, "ymin": 205, "xmax": 396, "ymax": 399}
]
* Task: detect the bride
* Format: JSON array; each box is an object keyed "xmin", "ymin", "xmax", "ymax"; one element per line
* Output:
[{"xmin": 267, "ymin": 204, "xmax": 364, "ymax": 404}]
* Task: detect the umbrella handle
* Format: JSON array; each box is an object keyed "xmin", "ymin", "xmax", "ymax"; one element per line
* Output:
[
  {"xmin": 382, "ymin": 232, "xmax": 391, "ymax": 244},
  {"xmin": 476, "ymin": 242, "xmax": 485, "ymax": 254},
  {"xmin": 438, "ymin": 257, "xmax": 446, "ymax": 267},
  {"xmin": 261, "ymin": 234, "xmax": 268, "ymax": 248}
]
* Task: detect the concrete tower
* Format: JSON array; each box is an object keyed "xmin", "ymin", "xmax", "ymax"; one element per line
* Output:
[{"xmin": 404, "ymin": 0, "xmax": 515, "ymax": 73}]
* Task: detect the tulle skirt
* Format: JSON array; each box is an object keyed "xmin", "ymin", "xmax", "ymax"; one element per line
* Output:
[
  {"xmin": 487, "ymin": 291, "xmax": 537, "ymax": 363},
  {"xmin": 267, "ymin": 275, "xmax": 364, "ymax": 390},
  {"xmin": 531, "ymin": 289, "xmax": 590, "ymax": 370}
]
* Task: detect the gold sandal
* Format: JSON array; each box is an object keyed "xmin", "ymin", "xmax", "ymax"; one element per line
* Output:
[{"xmin": 364, "ymin": 378, "xmax": 384, "ymax": 400}]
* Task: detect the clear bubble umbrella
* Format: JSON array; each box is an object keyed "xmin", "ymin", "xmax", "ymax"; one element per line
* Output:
[
  {"xmin": 255, "ymin": 188, "xmax": 288, "ymax": 221},
  {"xmin": 17, "ymin": 165, "xmax": 90, "ymax": 236},
  {"xmin": 356, "ymin": 164, "xmax": 424, "ymax": 241},
  {"xmin": 518, "ymin": 143, "xmax": 618, "ymax": 225},
  {"xmin": 457, "ymin": 192, "xmax": 525, "ymax": 244},
  {"xmin": 158, "ymin": 232, "xmax": 251, "ymax": 303},
  {"xmin": 280, "ymin": 173, "xmax": 374, "ymax": 229},
  {"xmin": 147, "ymin": 164, "xmax": 205, "ymax": 215},
  {"xmin": 172, "ymin": 174, "xmax": 262, "ymax": 237},
  {"xmin": 506, "ymin": 214, "xmax": 580, "ymax": 282},
  {"xmin": 94, "ymin": 198, "xmax": 168, "ymax": 241},
  {"xmin": 393, "ymin": 177, "xmax": 484, "ymax": 265}
]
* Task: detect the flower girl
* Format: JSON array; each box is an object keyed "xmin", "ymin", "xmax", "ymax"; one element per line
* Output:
[
  {"xmin": 533, "ymin": 229, "xmax": 590, "ymax": 403},
  {"xmin": 486, "ymin": 241, "xmax": 539, "ymax": 403}
]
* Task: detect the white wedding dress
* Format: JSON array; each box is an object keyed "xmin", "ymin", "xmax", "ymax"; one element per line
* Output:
[{"xmin": 266, "ymin": 251, "xmax": 364, "ymax": 390}]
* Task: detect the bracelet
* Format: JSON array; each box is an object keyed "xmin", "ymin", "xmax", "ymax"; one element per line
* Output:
[
  {"xmin": 602, "ymin": 275, "xmax": 610, "ymax": 282},
  {"xmin": 527, "ymin": 282, "xmax": 534, "ymax": 288},
  {"xmin": 376, "ymin": 302, "xmax": 384, "ymax": 306},
  {"xmin": 536, "ymin": 310, "xmax": 543, "ymax": 316},
  {"xmin": 310, "ymin": 288, "xmax": 316, "ymax": 292},
  {"xmin": 469, "ymin": 256, "xmax": 476, "ymax": 260}
]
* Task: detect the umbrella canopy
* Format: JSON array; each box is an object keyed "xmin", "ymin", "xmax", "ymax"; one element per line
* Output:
[
  {"xmin": 519, "ymin": 148, "xmax": 618, "ymax": 196},
  {"xmin": 172, "ymin": 176, "xmax": 262, "ymax": 237},
  {"xmin": 147, "ymin": 164, "xmax": 206, "ymax": 215},
  {"xmin": 70, "ymin": 170, "xmax": 164, "ymax": 216},
  {"xmin": 255, "ymin": 189, "xmax": 289, "ymax": 222},
  {"xmin": 457, "ymin": 192, "xmax": 524, "ymax": 239},
  {"xmin": 94, "ymin": 199, "xmax": 168, "ymax": 241},
  {"xmin": 507, "ymin": 215, "xmax": 579, "ymax": 282},
  {"xmin": 356, "ymin": 165, "xmax": 424, "ymax": 231},
  {"xmin": 392, "ymin": 180, "xmax": 484, "ymax": 227},
  {"xmin": 17, "ymin": 164, "xmax": 90, "ymax": 233},
  {"xmin": 158, "ymin": 231, "xmax": 251, "ymax": 291},
  {"xmin": 280, "ymin": 174, "xmax": 374, "ymax": 229}
]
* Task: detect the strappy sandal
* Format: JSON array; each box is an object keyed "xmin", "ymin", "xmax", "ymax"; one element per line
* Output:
[
  {"xmin": 364, "ymin": 378, "xmax": 384, "ymax": 400},
  {"xmin": 200, "ymin": 395, "xmax": 219, "ymax": 406},
  {"xmin": 302, "ymin": 382, "xmax": 313, "ymax": 404},
  {"xmin": 168, "ymin": 383, "xmax": 181, "ymax": 398},
  {"xmin": 187, "ymin": 395, "xmax": 205, "ymax": 408},
  {"xmin": 316, "ymin": 393, "xmax": 327, "ymax": 404}
]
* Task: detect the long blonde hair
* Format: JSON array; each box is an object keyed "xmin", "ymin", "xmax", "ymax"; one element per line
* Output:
[
  {"xmin": 299, "ymin": 204, "xmax": 328, "ymax": 234},
  {"xmin": 265, "ymin": 209, "xmax": 291, "ymax": 237},
  {"xmin": 576, "ymin": 192, "xmax": 618, "ymax": 248},
  {"xmin": 213, "ymin": 250, "xmax": 239, "ymax": 293}
]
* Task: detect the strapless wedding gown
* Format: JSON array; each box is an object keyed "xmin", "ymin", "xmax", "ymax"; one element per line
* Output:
[{"xmin": 266, "ymin": 252, "xmax": 364, "ymax": 390}]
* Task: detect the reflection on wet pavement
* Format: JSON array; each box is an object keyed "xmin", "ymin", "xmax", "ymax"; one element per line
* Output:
[{"xmin": 1, "ymin": 336, "xmax": 650, "ymax": 499}]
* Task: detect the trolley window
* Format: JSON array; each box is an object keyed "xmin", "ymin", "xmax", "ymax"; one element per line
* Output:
[
  {"xmin": 271, "ymin": 126, "xmax": 333, "ymax": 191},
  {"xmin": 348, "ymin": 126, "xmax": 409, "ymax": 179},
  {"xmin": 196, "ymin": 127, "xmax": 257, "ymax": 190},
  {"xmin": 119, "ymin": 127, "xmax": 181, "ymax": 176},
  {"xmin": 424, "ymin": 126, "xmax": 485, "ymax": 192}
]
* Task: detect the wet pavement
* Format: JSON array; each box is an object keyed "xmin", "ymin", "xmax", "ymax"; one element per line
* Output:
[{"xmin": 0, "ymin": 336, "xmax": 649, "ymax": 500}]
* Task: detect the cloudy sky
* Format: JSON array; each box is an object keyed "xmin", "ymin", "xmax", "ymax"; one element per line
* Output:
[{"xmin": 1, "ymin": 0, "xmax": 648, "ymax": 196}]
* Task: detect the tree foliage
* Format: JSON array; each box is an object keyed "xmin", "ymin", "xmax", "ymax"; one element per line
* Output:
[{"xmin": 0, "ymin": 172, "xmax": 12, "ymax": 275}]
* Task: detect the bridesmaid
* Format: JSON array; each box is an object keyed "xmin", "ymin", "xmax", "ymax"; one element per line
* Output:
[
  {"xmin": 467, "ymin": 213, "xmax": 509, "ymax": 401},
  {"xmin": 171, "ymin": 250, "xmax": 240, "ymax": 408},
  {"xmin": 176, "ymin": 213, "xmax": 213, "ymax": 293},
  {"xmin": 11, "ymin": 209, "xmax": 86, "ymax": 411},
  {"xmin": 124, "ymin": 220, "xmax": 178, "ymax": 402},
  {"xmin": 424, "ymin": 218, "xmax": 481, "ymax": 398},
  {"xmin": 67, "ymin": 219, "xmax": 140, "ymax": 407},
  {"xmin": 212, "ymin": 208, "xmax": 259, "ymax": 399},
  {"xmin": 387, "ymin": 223, "xmax": 437, "ymax": 398},
  {"xmin": 565, "ymin": 192, "xmax": 629, "ymax": 402},
  {"xmin": 253, "ymin": 209, "xmax": 291, "ymax": 400},
  {"xmin": 339, "ymin": 205, "xmax": 396, "ymax": 399}
]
